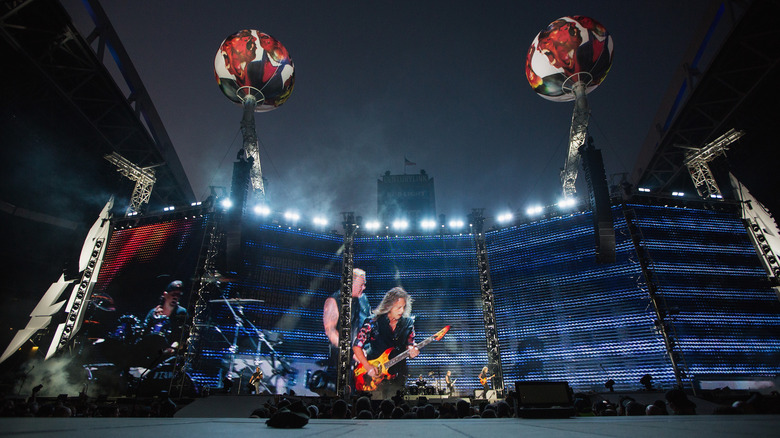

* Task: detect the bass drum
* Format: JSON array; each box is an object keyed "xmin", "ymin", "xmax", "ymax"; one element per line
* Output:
[
  {"xmin": 131, "ymin": 334, "xmax": 171, "ymax": 367},
  {"xmin": 136, "ymin": 358, "xmax": 195, "ymax": 397},
  {"xmin": 107, "ymin": 315, "xmax": 142, "ymax": 344}
]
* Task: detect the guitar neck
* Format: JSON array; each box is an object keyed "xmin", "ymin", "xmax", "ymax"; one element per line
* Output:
[{"xmin": 384, "ymin": 332, "xmax": 436, "ymax": 369}]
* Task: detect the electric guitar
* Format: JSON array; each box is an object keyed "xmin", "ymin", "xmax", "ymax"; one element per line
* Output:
[
  {"xmin": 479, "ymin": 374, "xmax": 495, "ymax": 386},
  {"xmin": 354, "ymin": 325, "xmax": 450, "ymax": 392},
  {"xmin": 249, "ymin": 372, "xmax": 263, "ymax": 385}
]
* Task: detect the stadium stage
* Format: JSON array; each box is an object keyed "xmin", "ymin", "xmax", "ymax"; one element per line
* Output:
[{"xmin": 2, "ymin": 414, "xmax": 780, "ymax": 438}]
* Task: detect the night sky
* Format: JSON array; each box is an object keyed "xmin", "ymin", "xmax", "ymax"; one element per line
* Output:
[{"xmin": 63, "ymin": 0, "xmax": 715, "ymax": 224}]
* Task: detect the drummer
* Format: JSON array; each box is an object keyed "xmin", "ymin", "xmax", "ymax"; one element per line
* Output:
[{"xmin": 143, "ymin": 280, "xmax": 188, "ymax": 354}]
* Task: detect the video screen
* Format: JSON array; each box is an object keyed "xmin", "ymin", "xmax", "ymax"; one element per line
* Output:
[
  {"xmin": 63, "ymin": 204, "xmax": 780, "ymax": 398},
  {"xmin": 79, "ymin": 215, "xmax": 208, "ymax": 396}
]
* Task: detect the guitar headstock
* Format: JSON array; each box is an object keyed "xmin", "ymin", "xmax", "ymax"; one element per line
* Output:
[{"xmin": 434, "ymin": 325, "xmax": 451, "ymax": 340}]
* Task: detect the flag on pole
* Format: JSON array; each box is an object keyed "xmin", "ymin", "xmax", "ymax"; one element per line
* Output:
[{"xmin": 404, "ymin": 157, "xmax": 416, "ymax": 166}]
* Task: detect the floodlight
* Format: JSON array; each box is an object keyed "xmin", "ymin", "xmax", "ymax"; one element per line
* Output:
[
  {"xmin": 364, "ymin": 220, "xmax": 381, "ymax": 231},
  {"xmin": 672, "ymin": 191, "xmax": 685, "ymax": 197},
  {"xmin": 526, "ymin": 205, "xmax": 543, "ymax": 216},
  {"xmin": 497, "ymin": 212, "xmax": 513, "ymax": 223},
  {"xmin": 448, "ymin": 219, "xmax": 464, "ymax": 229},
  {"xmin": 254, "ymin": 204, "xmax": 271, "ymax": 216},
  {"xmin": 420, "ymin": 219, "xmax": 436, "ymax": 230},
  {"xmin": 220, "ymin": 198, "xmax": 233, "ymax": 209},
  {"xmin": 558, "ymin": 198, "xmax": 577, "ymax": 208},
  {"xmin": 284, "ymin": 211, "xmax": 300, "ymax": 221},
  {"xmin": 638, "ymin": 187, "xmax": 651, "ymax": 193},
  {"xmin": 313, "ymin": 216, "xmax": 328, "ymax": 226},
  {"xmin": 392, "ymin": 219, "xmax": 409, "ymax": 230}
]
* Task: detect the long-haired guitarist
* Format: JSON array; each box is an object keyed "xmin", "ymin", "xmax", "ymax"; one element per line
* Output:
[
  {"xmin": 479, "ymin": 366, "xmax": 495, "ymax": 393},
  {"xmin": 353, "ymin": 287, "xmax": 419, "ymax": 397}
]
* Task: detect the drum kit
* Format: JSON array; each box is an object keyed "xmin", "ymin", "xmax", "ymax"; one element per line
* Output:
[
  {"xmin": 97, "ymin": 313, "xmax": 173, "ymax": 369},
  {"xmin": 82, "ymin": 288, "xmax": 308, "ymax": 397},
  {"xmin": 81, "ymin": 309, "xmax": 181, "ymax": 397},
  {"xmin": 408, "ymin": 372, "xmax": 438, "ymax": 395}
]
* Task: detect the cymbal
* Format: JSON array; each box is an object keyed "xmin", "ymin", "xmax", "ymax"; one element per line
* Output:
[{"xmin": 209, "ymin": 298, "xmax": 264, "ymax": 303}]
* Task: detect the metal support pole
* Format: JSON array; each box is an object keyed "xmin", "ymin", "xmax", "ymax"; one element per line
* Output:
[
  {"xmin": 239, "ymin": 93, "xmax": 266, "ymax": 204},
  {"xmin": 561, "ymin": 79, "xmax": 591, "ymax": 198},
  {"xmin": 470, "ymin": 208, "xmax": 505, "ymax": 396},
  {"xmin": 623, "ymin": 207, "xmax": 690, "ymax": 392},
  {"xmin": 174, "ymin": 210, "xmax": 224, "ymax": 397},
  {"xmin": 336, "ymin": 212, "xmax": 357, "ymax": 398}
]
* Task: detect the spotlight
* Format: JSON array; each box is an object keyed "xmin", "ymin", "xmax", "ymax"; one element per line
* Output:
[
  {"xmin": 638, "ymin": 187, "xmax": 651, "ymax": 193},
  {"xmin": 420, "ymin": 219, "xmax": 437, "ymax": 230},
  {"xmin": 672, "ymin": 191, "xmax": 685, "ymax": 197},
  {"xmin": 448, "ymin": 219, "xmax": 464, "ymax": 229},
  {"xmin": 558, "ymin": 197, "xmax": 576, "ymax": 208},
  {"xmin": 364, "ymin": 220, "xmax": 381, "ymax": 231},
  {"xmin": 220, "ymin": 198, "xmax": 233, "ymax": 209},
  {"xmin": 254, "ymin": 205, "xmax": 271, "ymax": 216},
  {"xmin": 497, "ymin": 212, "xmax": 513, "ymax": 223},
  {"xmin": 526, "ymin": 205, "xmax": 543, "ymax": 216},
  {"xmin": 163, "ymin": 206, "xmax": 175, "ymax": 211},
  {"xmin": 313, "ymin": 216, "xmax": 328, "ymax": 227},
  {"xmin": 392, "ymin": 219, "xmax": 408, "ymax": 231},
  {"xmin": 284, "ymin": 211, "xmax": 300, "ymax": 222}
]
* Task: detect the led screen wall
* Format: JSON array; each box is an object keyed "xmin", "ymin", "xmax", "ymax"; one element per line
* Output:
[
  {"xmin": 486, "ymin": 209, "xmax": 671, "ymax": 391},
  {"xmin": 85, "ymin": 203, "xmax": 780, "ymax": 397},
  {"xmin": 82, "ymin": 214, "xmax": 209, "ymax": 396},
  {"xmin": 628, "ymin": 205, "xmax": 780, "ymax": 379},
  {"xmin": 486, "ymin": 204, "xmax": 780, "ymax": 391}
]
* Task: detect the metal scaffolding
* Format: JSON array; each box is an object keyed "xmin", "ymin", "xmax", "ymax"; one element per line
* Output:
[
  {"xmin": 336, "ymin": 212, "xmax": 357, "ymax": 398},
  {"xmin": 104, "ymin": 152, "xmax": 157, "ymax": 216},
  {"xmin": 470, "ymin": 208, "xmax": 505, "ymax": 396},
  {"xmin": 683, "ymin": 128, "xmax": 745, "ymax": 199},
  {"xmin": 561, "ymin": 77, "xmax": 592, "ymax": 198}
]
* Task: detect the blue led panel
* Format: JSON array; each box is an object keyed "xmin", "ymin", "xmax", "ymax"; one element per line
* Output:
[
  {"xmin": 486, "ymin": 210, "xmax": 671, "ymax": 391},
  {"xmin": 186, "ymin": 204, "xmax": 780, "ymax": 396},
  {"xmin": 486, "ymin": 205, "xmax": 780, "ymax": 392},
  {"xmin": 627, "ymin": 205, "xmax": 780, "ymax": 382}
]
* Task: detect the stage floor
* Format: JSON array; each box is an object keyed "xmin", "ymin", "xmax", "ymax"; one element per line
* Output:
[{"xmin": 2, "ymin": 415, "xmax": 780, "ymax": 438}]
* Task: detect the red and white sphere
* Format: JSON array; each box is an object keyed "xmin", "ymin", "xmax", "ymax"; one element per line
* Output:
[
  {"xmin": 214, "ymin": 29, "xmax": 295, "ymax": 111},
  {"xmin": 526, "ymin": 16, "xmax": 613, "ymax": 102}
]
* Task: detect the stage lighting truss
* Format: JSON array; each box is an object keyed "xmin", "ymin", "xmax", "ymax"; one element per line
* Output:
[
  {"xmin": 104, "ymin": 152, "xmax": 157, "ymax": 217},
  {"xmin": 336, "ymin": 213, "xmax": 358, "ymax": 398},
  {"xmin": 471, "ymin": 208, "xmax": 505, "ymax": 396}
]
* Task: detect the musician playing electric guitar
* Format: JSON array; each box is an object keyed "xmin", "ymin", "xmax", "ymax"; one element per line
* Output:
[
  {"xmin": 478, "ymin": 366, "xmax": 495, "ymax": 393},
  {"xmin": 353, "ymin": 287, "xmax": 419, "ymax": 398},
  {"xmin": 445, "ymin": 370, "xmax": 457, "ymax": 395},
  {"xmin": 249, "ymin": 366, "xmax": 264, "ymax": 394}
]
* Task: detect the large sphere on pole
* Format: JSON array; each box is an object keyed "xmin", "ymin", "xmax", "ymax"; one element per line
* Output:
[
  {"xmin": 525, "ymin": 16, "xmax": 613, "ymax": 102},
  {"xmin": 214, "ymin": 29, "xmax": 295, "ymax": 111}
]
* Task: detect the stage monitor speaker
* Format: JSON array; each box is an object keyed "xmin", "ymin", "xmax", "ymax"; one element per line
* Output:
[
  {"xmin": 473, "ymin": 389, "xmax": 498, "ymax": 401},
  {"xmin": 514, "ymin": 381, "xmax": 575, "ymax": 418}
]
